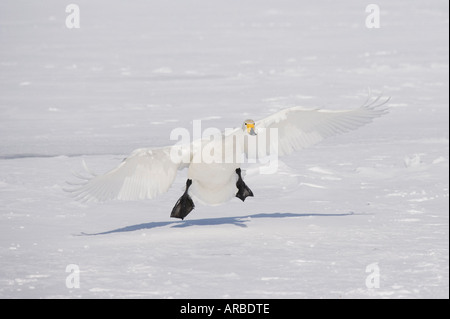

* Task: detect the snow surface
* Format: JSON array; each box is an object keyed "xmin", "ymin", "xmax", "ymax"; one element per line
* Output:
[{"xmin": 0, "ymin": 0, "xmax": 448, "ymax": 298}]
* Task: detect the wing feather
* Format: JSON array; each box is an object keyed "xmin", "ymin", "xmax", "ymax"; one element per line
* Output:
[
  {"xmin": 253, "ymin": 95, "xmax": 390, "ymax": 157},
  {"xmin": 66, "ymin": 146, "xmax": 183, "ymax": 202}
]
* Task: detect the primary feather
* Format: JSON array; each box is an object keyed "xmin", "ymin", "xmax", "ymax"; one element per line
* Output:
[
  {"xmin": 67, "ymin": 147, "xmax": 182, "ymax": 202},
  {"xmin": 252, "ymin": 95, "xmax": 390, "ymax": 157}
]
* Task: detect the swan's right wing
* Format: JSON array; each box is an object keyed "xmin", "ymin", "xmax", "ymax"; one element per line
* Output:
[{"xmin": 66, "ymin": 146, "xmax": 185, "ymax": 202}]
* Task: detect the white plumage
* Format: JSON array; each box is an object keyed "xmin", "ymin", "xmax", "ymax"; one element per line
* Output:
[
  {"xmin": 67, "ymin": 94, "xmax": 389, "ymax": 218},
  {"xmin": 253, "ymin": 94, "xmax": 390, "ymax": 156},
  {"xmin": 70, "ymin": 147, "xmax": 180, "ymax": 202}
]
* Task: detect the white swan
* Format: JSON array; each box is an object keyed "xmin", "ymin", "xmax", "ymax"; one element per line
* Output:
[{"xmin": 68, "ymin": 94, "xmax": 390, "ymax": 219}]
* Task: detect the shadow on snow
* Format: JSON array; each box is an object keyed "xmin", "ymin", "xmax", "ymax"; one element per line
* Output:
[{"xmin": 79, "ymin": 212, "xmax": 355, "ymax": 236}]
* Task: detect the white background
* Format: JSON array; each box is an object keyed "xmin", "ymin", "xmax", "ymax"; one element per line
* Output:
[{"xmin": 0, "ymin": 0, "xmax": 448, "ymax": 298}]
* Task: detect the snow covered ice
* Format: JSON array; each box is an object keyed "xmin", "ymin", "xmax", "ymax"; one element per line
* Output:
[{"xmin": 0, "ymin": 0, "xmax": 448, "ymax": 298}]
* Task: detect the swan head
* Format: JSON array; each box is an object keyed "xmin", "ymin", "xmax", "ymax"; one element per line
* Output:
[{"xmin": 243, "ymin": 119, "xmax": 257, "ymax": 136}]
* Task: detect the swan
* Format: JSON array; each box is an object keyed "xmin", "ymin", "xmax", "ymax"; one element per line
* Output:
[{"xmin": 67, "ymin": 94, "xmax": 390, "ymax": 220}]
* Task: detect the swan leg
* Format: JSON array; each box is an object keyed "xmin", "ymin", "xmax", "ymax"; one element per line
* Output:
[
  {"xmin": 235, "ymin": 168, "xmax": 254, "ymax": 202},
  {"xmin": 170, "ymin": 179, "xmax": 195, "ymax": 220}
]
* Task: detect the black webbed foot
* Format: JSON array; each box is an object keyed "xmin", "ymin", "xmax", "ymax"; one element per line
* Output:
[
  {"xmin": 235, "ymin": 168, "xmax": 254, "ymax": 202},
  {"xmin": 170, "ymin": 179, "xmax": 195, "ymax": 220}
]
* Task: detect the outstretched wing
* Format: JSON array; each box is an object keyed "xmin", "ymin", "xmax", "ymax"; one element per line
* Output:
[
  {"xmin": 66, "ymin": 146, "xmax": 185, "ymax": 202},
  {"xmin": 254, "ymin": 95, "xmax": 390, "ymax": 157}
]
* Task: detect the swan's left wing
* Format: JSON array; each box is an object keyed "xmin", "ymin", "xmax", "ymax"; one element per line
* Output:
[{"xmin": 253, "ymin": 95, "xmax": 390, "ymax": 157}]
